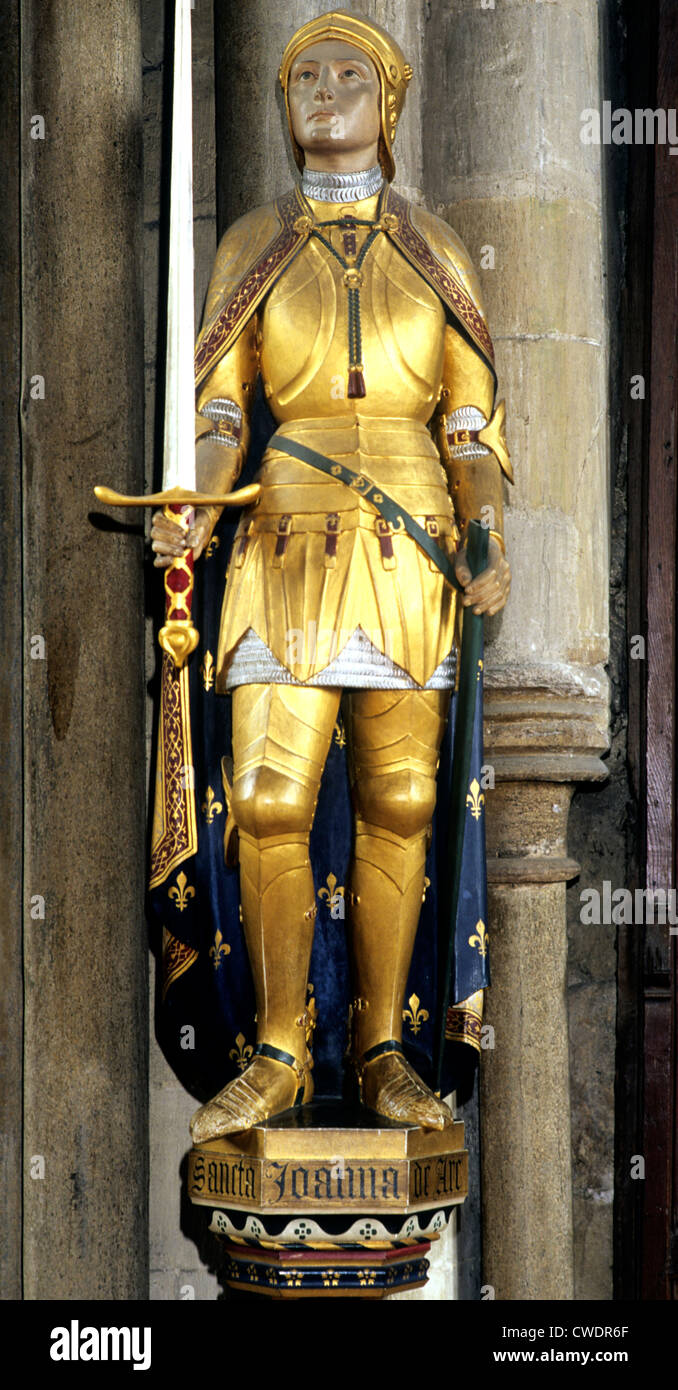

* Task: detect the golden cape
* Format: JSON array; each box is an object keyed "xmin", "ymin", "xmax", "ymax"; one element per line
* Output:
[{"xmin": 194, "ymin": 184, "xmax": 496, "ymax": 390}]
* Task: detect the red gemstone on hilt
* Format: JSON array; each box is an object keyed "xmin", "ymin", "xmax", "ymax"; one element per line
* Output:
[{"xmin": 164, "ymin": 502, "xmax": 195, "ymax": 620}]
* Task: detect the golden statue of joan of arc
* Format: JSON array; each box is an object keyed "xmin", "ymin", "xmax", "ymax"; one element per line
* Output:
[{"xmin": 152, "ymin": 10, "xmax": 512, "ymax": 1142}]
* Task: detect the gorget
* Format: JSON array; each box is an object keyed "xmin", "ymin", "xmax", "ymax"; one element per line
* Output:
[{"xmin": 301, "ymin": 164, "xmax": 384, "ymax": 203}]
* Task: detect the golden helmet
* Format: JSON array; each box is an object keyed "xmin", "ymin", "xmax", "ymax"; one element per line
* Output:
[{"xmin": 279, "ymin": 9, "xmax": 413, "ymax": 182}]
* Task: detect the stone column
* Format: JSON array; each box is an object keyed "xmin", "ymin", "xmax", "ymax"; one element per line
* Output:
[
  {"xmin": 21, "ymin": 0, "xmax": 147, "ymax": 1298},
  {"xmin": 0, "ymin": 0, "xmax": 23, "ymax": 1302},
  {"xmin": 423, "ymin": 0, "xmax": 610, "ymax": 1298}
]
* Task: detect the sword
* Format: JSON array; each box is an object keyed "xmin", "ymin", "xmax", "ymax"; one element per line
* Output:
[{"xmin": 94, "ymin": 0, "xmax": 259, "ymax": 668}]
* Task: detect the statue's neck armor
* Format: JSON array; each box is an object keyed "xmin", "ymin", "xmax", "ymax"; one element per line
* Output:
[{"xmin": 301, "ymin": 165, "xmax": 384, "ymax": 204}]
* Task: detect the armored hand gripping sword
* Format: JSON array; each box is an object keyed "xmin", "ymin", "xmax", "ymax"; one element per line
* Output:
[{"xmin": 94, "ymin": 0, "xmax": 259, "ymax": 668}]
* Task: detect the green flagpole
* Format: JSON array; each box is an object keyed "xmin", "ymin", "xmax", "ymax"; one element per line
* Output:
[{"xmin": 434, "ymin": 519, "xmax": 488, "ymax": 1093}]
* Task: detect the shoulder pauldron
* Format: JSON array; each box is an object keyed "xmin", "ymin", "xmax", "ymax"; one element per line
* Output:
[
  {"xmin": 382, "ymin": 187, "xmax": 495, "ymax": 379},
  {"xmin": 194, "ymin": 187, "xmax": 310, "ymax": 388},
  {"xmin": 194, "ymin": 185, "xmax": 495, "ymax": 388}
]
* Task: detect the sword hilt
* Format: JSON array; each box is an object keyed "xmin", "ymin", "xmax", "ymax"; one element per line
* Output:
[
  {"xmin": 158, "ymin": 502, "xmax": 198, "ymax": 669},
  {"xmin": 94, "ymin": 480, "xmax": 261, "ymax": 669}
]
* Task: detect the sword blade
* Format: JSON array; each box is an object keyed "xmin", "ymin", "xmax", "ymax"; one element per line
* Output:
[{"xmin": 162, "ymin": 0, "xmax": 195, "ymax": 491}]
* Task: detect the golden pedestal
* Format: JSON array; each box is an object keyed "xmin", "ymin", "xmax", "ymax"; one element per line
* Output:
[{"xmin": 188, "ymin": 1101, "xmax": 467, "ymax": 1297}]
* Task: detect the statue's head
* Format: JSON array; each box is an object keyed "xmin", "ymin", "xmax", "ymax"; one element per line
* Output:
[{"xmin": 279, "ymin": 10, "xmax": 412, "ymax": 181}]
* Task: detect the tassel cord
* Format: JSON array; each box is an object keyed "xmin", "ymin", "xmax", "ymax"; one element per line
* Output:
[{"xmin": 309, "ymin": 224, "xmax": 381, "ymax": 388}]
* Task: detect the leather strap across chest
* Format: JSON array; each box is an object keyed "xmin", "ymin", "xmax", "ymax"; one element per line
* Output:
[{"xmin": 268, "ymin": 432, "xmax": 460, "ymax": 589}]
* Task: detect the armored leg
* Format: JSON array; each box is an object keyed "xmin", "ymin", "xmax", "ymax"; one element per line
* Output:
[
  {"xmin": 190, "ymin": 683, "xmax": 340, "ymax": 1141},
  {"xmin": 347, "ymin": 688, "xmax": 452, "ymax": 1130}
]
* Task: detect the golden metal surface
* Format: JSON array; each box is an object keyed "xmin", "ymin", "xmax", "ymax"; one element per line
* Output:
[
  {"xmin": 158, "ymin": 617, "xmax": 199, "ymax": 668},
  {"xmin": 93, "ymin": 482, "xmax": 261, "ymax": 508},
  {"xmin": 478, "ymin": 399, "xmax": 513, "ymax": 481},
  {"xmin": 197, "ymin": 201, "xmax": 501, "ymax": 687},
  {"xmin": 259, "ymin": 220, "xmax": 445, "ymax": 423}
]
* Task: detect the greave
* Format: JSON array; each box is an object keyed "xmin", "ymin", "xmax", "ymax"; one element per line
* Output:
[
  {"xmin": 350, "ymin": 818, "xmax": 429, "ymax": 1057},
  {"xmin": 238, "ymin": 829, "xmax": 316, "ymax": 1070}
]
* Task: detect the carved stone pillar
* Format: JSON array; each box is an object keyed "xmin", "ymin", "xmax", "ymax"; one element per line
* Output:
[
  {"xmin": 422, "ymin": 0, "xmax": 610, "ymax": 1298},
  {"xmin": 0, "ymin": 0, "xmax": 22, "ymax": 1301},
  {"xmin": 20, "ymin": 0, "xmax": 147, "ymax": 1298},
  {"xmin": 480, "ymin": 695, "xmax": 607, "ymax": 1299}
]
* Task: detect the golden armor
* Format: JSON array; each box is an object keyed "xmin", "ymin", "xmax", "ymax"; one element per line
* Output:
[{"xmin": 152, "ymin": 11, "xmax": 512, "ymax": 1142}]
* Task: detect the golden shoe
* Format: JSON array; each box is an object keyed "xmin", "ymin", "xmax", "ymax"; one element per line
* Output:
[
  {"xmin": 190, "ymin": 1043, "xmax": 313, "ymax": 1143},
  {"xmin": 357, "ymin": 1040, "xmax": 453, "ymax": 1132}
]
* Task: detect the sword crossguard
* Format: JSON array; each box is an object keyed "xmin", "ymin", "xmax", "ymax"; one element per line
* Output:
[{"xmin": 93, "ymin": 480, "xmax": 262, "ymax": 669}]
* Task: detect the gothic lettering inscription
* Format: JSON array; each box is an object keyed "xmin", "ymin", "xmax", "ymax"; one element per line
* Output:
[
  {"xmin": 189, "ymin": 1149, "xmax": 467, "ymax": 1210},
  {"xmin": 410, "ymin": 1154, "xmax": 468, "ymax": 1204},
  {"xmin": 189, "ymin": 1151, "xmax": 259, "ymax": 1203},
  {"xmin": 263, "ymin": 1160, "xmax": 401, "ymax": 1206}
]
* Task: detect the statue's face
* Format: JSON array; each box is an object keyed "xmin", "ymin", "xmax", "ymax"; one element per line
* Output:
[{"xmin": 287, "ymin": 39, "xmax": 381, "ymax": 169}]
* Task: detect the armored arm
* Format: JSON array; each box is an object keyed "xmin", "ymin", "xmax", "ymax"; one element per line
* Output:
[
  {"xmin": 436, "ymin": 325, "xmax": 512, "ymax": 553},
  {"xmin": 194, "ymin": 312, "xmax": 259, "ymax": 548}
]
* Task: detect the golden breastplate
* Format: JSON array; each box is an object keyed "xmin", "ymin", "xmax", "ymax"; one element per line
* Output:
[
  {"xmin": 259, "ymin": 215, "xmax": 446, "ymax": 424},
  {"xmin": 216, "ymin": 201, "xmax": 458, "ymax": 688}
]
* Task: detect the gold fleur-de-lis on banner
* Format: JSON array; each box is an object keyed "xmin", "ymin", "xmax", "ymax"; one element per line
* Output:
[
  {"xmin": 201, "ymin": 785, "xmax": 223, "ymax": 824},
  {"xmin": 421, "ymin": 874, "xmax": 431, "ymax": 904},
  {"xmin": 200, "ymin": 650, "xmax": 215, "ymax": 691},
  {"xmin": 466, "ymin": 777, "xmax": 485, "ymax": 821},
  {"xmin": 358, "ymin": 1270, "xmax": 376, "ymax": 1286},
  {"xmin": 229, "ymin": 1032, "xmax": 253, "ymax": 1071},
  {"xmin": 209, "ymin": 926, "xmax": 231, "ymax": 970},
  {"xmin": 469, "ymin": 920, "xmax": 489, "ymax": 957},
  {"xmin": 333, "ymin": 719, "xmax": 346, "ymax": 749},
  {"xmin": 168, "ymin": 870, "xmax": 195, "ymax": 912},
  {"xmin": 477, "ymin": 657, "xmax": 484, "ymax": 683},
  {"xmin": 205, "ymin": 535, "xmax": 220, "ymax": 559},
  {"xmin": 402, "ymin": 993, "xmax": 429, "ymax": 1036},
  {"xmin": 318, "ymin": 871, "xmax": 345, "ymax": 918}
]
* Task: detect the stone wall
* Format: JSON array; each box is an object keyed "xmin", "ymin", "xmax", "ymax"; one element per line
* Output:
[{"xmin": 18, "ymin": 0, "xmax": 148, "ymax": 1300}]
